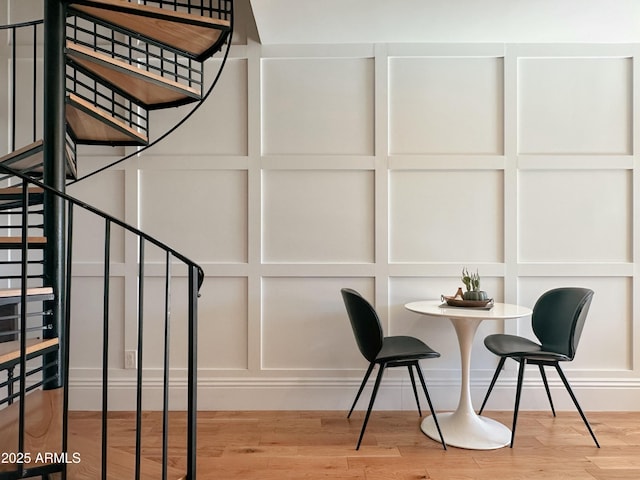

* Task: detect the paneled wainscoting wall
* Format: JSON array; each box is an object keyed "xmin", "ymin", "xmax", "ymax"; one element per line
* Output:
[{"xmin": 3, "ymin": 1, "xmax": 638, "ymax": 411}]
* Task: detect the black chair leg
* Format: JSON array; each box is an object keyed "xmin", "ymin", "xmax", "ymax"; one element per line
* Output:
[
  {"xmin": 510, "ymin": 358, "xmax": 526, "ymax": 448},
  {"xmin": 356, "ymin": 363, "xmax": 385, "ymax": 450},
  {"xmin": 415, "ymin": 363, "xmax": 447, "ymax": 450},
  {"xmin": 478, "ymin": 356, "xmax": 506, "ymax": 415},
  {"xmin": 538, "ymin": 364, "xmax": 556, "ymax": 417},
  {"xmin": 348, "ymin": 362, "xmax": 375, "ymax": 418},
  {"xmin": 554, "ymin": 364, "xmax": 600, "ymax": 448},
  {"xmin": 407, "ymin": 364, "xmax": 422, "ymax": 416}
]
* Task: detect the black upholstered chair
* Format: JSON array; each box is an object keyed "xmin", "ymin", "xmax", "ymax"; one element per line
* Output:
[
  {"xmin": 478, "ymin": 287, "xmax": 599, "ymax": 447},
  {"xmin": 341, "ymin": 288, "xmax": 446, "ymax": 450}
]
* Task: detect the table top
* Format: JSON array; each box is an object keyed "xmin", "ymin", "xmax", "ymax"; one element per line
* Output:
[{"xmin": 405, "ymin": 300, "xmax": 532, "ymax": 320}]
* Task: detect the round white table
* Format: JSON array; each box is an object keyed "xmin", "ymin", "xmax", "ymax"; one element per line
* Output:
[{"xmin": 404, "ymin": 300, "xmax": 532, "ymax": 450}]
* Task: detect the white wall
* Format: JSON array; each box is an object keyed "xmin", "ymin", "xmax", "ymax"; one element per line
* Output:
[
  {"xmin": 250, "ymin": 0, "xmax": 640, "ymax": 45},
  {"xmin": 3, "ymin": 1, "xmax": 640, "ymax": 411}
]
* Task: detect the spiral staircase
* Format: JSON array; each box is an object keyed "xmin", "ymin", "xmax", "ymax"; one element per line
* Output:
[{"xmin": 0, "ymin": 1, "xmax": 232, "ymax": 478}]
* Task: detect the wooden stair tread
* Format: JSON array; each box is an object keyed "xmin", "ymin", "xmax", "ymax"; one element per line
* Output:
[
  {"xmin": 0, "ymin": 287, "xmax": 54, "ymax": 307},
  {"xmin": 0, "ymin": 186, "xmax": 44, "ymax": 195},
  {"xmin": 0, "ymin": 338, "xmax": 59, "ymax": 367},
  {"xmin": 0, "ymin": 186, "xmax": 44, "ymax": 210},
  {"xmin": 0, "ymin": 139, "xmax": 75, "ymax": 178},
  {"xmin": 0, "ymin": 140, "xmax": 44, "ymax": 172},
  {"xmin": 0, "ymin": 140, "xmax": 43, "ymax": 162},
  {"xmin": 0, "ymin": 236, "xmax": 47, "ymax": 245},
  {"xmin": 0, "ymin": 286, "xmax": 53, "ymax": 299},
  {"xmin": 70, "ymin": 0, "xmax": 230, "ymax": 60},
  {"xmin": 66, "ymin": 93, "xmax": 148, "ymax": 145},
  {"xmin": 67, "ymin": 42, "xmax": 201, "ymax": 108}
]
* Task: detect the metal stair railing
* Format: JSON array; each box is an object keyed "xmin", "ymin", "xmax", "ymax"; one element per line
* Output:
[
  {"xmin": 0, "ymin": 165, "xmax": 204, "ymax": 480},
  {"xmin": 0, "ymin": 20, "xmax": 78, "ymax": 180},
  {"xmin": 66, "ymin": 12, "xmax": 204, "ymax": 106},
  {"xmin": 0, "ymin": 20, "xmax": 44, "ymax": 156},
  {"xmin": 95, "ymin": 0, "xmax": 232, "ymax": 23},
  {"xmin": 69, "ymin": 0, "xmax": 234, "ymax": 184},
  {"xmin": 1, "ymin": 0, "xmax": 234, "ymax": 183},
  {"xmin": 0, "ymin": 189, "xmax": 45, "ymax": 285},
  {"xmin": 66, "ymin": 66, "xmax": 150, "ymax": 143}
]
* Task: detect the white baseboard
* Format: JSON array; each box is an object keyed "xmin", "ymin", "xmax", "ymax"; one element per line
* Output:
[{"xmin": 67, "ymin": 374, "xmax": 640, "ymax": 412}]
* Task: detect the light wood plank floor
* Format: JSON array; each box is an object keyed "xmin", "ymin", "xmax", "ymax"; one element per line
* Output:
[{"xmin": 65, "ymin": 409, "xmax": 640, "ymax": 480}]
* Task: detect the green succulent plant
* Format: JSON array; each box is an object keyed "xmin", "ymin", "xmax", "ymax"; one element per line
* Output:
[
  {"xmin": 461, "ymin": 267, "xmax": 480, "ymax": 292},
  {"xmin": 461, "ymin": 267, "xmax": 487, "ymax": 301}
]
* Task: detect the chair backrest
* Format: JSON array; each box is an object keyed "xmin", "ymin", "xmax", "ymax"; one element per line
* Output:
[
  {"xmin": 341, "ymin": 288, "xmax": 384, "ymax": 363},
  {"xmin": 532, "ymin": 287, "xmax": 594, "ymax": 360}
]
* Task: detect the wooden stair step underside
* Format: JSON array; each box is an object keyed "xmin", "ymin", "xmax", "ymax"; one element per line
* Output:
[
  {"xmin": 66, "ymin": 93, "xmax": 148, "ymax": 146},
  {"xmin": 0, "ymin": 140, "xmax": 44, "ymax": 173},
  {"xmin": 69, "ymin": 0, "xmax": 231, "ymax": 60},
  {"xmin": 0, "ymin": 287, "xmax": 54, "ymax": 306},
  {"xmin": 0, "ymin": 140, "xmax": 76, "ymax": 179},
  {"xmin": 0, "ymin": 338, "xmax": 59, "ymax": 369},
  {"xmin": 0, "ymin": 389, "xmax": 186, "ymax": 479},
  {"xmin": 0, "ymin": 186, "xmax": 44, "ymax": 210},
  {"xmin": 66, "ymin": 42, "xmax": 201, "ymax": 109},
  {"xmin": 0, "ymin": 186, "xmax": 44, "ymax": 196}
]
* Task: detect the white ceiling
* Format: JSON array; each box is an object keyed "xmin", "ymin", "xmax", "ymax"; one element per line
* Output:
[{"xmin": 249, "ymin": 0, "xmax": 640, "ymax": 45}]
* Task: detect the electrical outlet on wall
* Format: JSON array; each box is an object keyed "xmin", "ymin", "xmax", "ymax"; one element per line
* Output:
[{"xmin": 124, "ymin": 350, "xmax": 137, "ymax": 369}]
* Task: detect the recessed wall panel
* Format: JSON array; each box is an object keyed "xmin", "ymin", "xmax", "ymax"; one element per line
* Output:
[
  {"xmin": 69, "ymin": 277, "xmax": 124, "ymax": 369},
  {"xmin": 518, "ymin": 277, "xmax": 631, "ymax": 370},
  {"xmin": 13, "ymin": 59, "xmax": 43, "ymax": 148},
  {"xmin": 139, "ymin": 169, "xmax": 247, "ymax": 262},
  {"xmin": 6, "ymin": 0, "xmax": 43, "ymax": 24},
  {"xmin": 141, "ymin": 277, "xmax": 189, "ymax": 370},
  {"xmin": 146, "ymin": 59, "xmax": 248, "ymax": 155},
  {"xmin": 67, "ymin": 170, "xmax": 126, "ymax": 263},
  {"xmin": 519, "ymin": 170, "xmax": 631, "ymax": 262},
  {"xmin": 389, "ymin": 57, "xmax": 504, "ymax": 155},
  {"xmin": 518, "ymin": 57, "xmax": 632, "ymax": 155},
  {"xmin": 261, "ymin": 58, "xmax": 374, "ymax": 155},
  {"xmin": 261, "ymin": 277, "xmax": 373, "ymax": 369},
  {"xmin": 263, "ymin": 170, "xmax": 374, "ymax": 263},
  {"xmin": 389, "ymin": 170, "xmax": 504, "ymax": 263},
  {"xmin": 198, "ymin": 277, "xmax": 248, "ymax": 369}
]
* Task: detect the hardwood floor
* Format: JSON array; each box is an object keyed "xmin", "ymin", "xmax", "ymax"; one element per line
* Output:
[{"xmin": 65, "ymin": 409, "xmax": 640, "ymax": 480}]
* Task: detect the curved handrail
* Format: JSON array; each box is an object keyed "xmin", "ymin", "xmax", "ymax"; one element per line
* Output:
[{"xmin": 0, "ymin": 19, "xmax": 43, "ymax": 30}]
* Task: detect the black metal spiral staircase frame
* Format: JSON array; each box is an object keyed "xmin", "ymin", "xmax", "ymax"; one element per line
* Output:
[{"xmin": 0, "ymin": 1, "xmax": 233, "ymax": 478}]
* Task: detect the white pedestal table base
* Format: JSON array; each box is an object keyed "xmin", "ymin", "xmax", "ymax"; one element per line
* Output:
[
  {"xmin": 421, "ymin": 411, "xmax": 511, "ymax": 450},
  {"xmin": 404, "ymin": 301, "xmax": 533, "ymax": 451}
]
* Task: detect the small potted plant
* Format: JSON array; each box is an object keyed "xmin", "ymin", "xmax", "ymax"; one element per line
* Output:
[{"xmin": 461, "ymin": 267, "xmax": 488, "ymax": 301}]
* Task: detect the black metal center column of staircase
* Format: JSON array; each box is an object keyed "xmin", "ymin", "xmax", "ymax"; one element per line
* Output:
[{"xmin": 42, "ymin": 0, "xmax": 67, "ymax": 393}]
